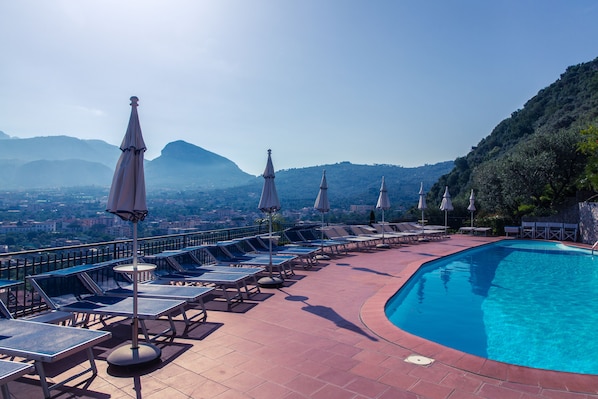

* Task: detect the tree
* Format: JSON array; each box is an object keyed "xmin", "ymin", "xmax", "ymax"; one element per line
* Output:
[
  {"xmin": 473, "ymin": 129, "xmax": 585, "ymax": 218},
  {"xmin": 578, "ymin": 125, "xmax": 598, "ymax": 191}
]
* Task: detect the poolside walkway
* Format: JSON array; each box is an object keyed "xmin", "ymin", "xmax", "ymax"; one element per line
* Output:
[{"xmin": 7, "ymin": 234, "xmax": 598, "ymax": 398}]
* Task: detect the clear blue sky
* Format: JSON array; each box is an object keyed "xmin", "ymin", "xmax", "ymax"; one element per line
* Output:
[{"xmin": 1, "ymin": 1, "xmax": 597, "ymax": 176}]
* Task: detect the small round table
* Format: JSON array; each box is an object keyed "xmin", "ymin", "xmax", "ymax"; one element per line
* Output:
[{"xmin": 113, "ymin": 263, "xmax": 156, "ymax": 275}]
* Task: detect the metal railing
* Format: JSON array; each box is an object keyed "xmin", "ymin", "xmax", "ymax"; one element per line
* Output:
[{"xmin": 0, "ymin": 225, "xmax": 267, "ymax": 317}]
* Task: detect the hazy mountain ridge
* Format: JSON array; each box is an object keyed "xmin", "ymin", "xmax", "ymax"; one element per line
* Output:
[
  {"xmin": 0, "ymin": 132, "xmax": 451, "ymax": 197},
  {"xmin": 0, "ymin": 134, "xmax": 119, "ymax": 168}
]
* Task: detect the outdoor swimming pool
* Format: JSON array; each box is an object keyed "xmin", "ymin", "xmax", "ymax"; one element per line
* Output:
[{"xmin": 385, "ymin": 239, "xmax": 598, "ymax": 374}]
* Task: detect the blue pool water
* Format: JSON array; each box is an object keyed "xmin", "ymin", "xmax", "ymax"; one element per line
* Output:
[{"xmin": 385, "ymin": 240, "xmax": 598, "ymax": 374}]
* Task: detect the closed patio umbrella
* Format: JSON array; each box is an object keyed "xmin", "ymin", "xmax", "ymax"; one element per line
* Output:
[
  {"xmin": 418, "ymin": 182, "xmax": 427, "ymax": 233},
  {"xmin": 467, "ymin": 189, "xmax": 476, "ymax": 232},
  {"xmin": 439, "ymin": 186, "xmax": 454, "ymax": 235},
  {"xmin": 314, "ymin": 170, "xmax": 330, "ymax": 259},
  {"xmin": 106, "ymin": 96, "xmax": 160, "ymax": 368},
  {"xmin": 258, "ymin": 149, "xmax": 282, "ymax": 287},
  {"xmin": 376, "ymin": 176, "xmax": 391, "ymax": 248}
]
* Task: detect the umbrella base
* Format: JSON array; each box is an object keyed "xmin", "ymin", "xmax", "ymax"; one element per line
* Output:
[
  {"xmin": 107, "ymin": 343, "xmax": 161, "ymax": 369},
  {"xmin": 376, "ymin": 243, "xmax": 390, "ymax": 249},
  {"xmin": 316, "ymin": 254, "xmax": 330, "ymax": 260},
  {"xmin": 258, "ymin": 276, "xmax": 284, "ymax": 288}
]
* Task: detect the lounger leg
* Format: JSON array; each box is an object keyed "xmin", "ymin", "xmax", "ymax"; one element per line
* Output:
[
  {"xmin": 198, "ymin": 299, "xmax": 207, "ymax": 322},
  {"xmin": 180, "ymin": 308, "xmax": 191, "ymax": 326},
  {"xmin": 1, "ymin": 384, "xmax": 10, "ymax": 399},
  {"xmin": 34, "ymin": 348, "xmax": 99, "ymax": 398},
  {"xmin": 34, "ymin": 361, "xmax": 51, "ymax": 399}
]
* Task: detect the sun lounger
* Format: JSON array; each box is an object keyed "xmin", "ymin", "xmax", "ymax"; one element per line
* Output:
[
  {"xmin": 144, "ymin": 252, "xmax": 257, "ymax": 309},
  {"xmin": 150, "ymin": 249, "xmax": 261, "ymax": 300},
  {"xmin": 27, "ymin": 269, "xmax": 188, "ymax": 343},
  {"xmin": 203, "ymin": 242, "xmax": 296, "ymax": 278},
  {"xmin": 283, "ymin": 228, "xmax": 348, "ymax": 255},
  {"xmin": 398, "ymin": 222, "xmax": 443, "ymax": 240},
  {"xmin": 151, "ymin": 271, "xmax": 248, "ymax": 310},
  {"xmin": 239, "ymin": 236, "xmax": 319, "ymax": 269},
  {"xmin": 0, "ymin": 279, "xmax": 74, "ymax": 325},
  {"xmin": 75, "ymin": 260, "xmax": 215, "ymax": 324},
  {"xmin": 321, "ymin": 226, "xmax": 379, "ymax": 250},
  {"xmin": 388, "ymin": 223, "xmax": 422, "ymax": 242},
  {"xmin": 349, "ymin": 224, "xmax": 405, "ymax": 246},
  {"xmin": 0, "ymin": 359, "xmax": 34, "ymax": 399},
  {"xmin": 369, "ymin": 224, "xmax": 412, "ymax": 244},
  {"xmin": 0, "ymin": 298, "xmax": 111, "ymax": 398}
]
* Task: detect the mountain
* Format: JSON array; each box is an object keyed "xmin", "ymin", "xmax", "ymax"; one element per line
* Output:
[
  {"xmin": 6, "ymin": 159, "xmax": 113, "ymax": 189},
  {"xmin": 0, "ymin": 133, "xmax": 119, "ymax": 168},
  {"xmin": 0, "ymin": 132, "xmax": 452, "ymax": 195},
  {"xmin": 274, "ymin": 162, "xmax": 453, "ymax": 209},
  {"xmin": 428, "ymin": 56, "xmax": 598, "ymax": 219},
  {"xmin": 188, "ymin": 160, "xmax": 454, "ymax": 217},
  {"xmin": 145, "ymin": 140, "xmax": 254, "ymax": 189}
]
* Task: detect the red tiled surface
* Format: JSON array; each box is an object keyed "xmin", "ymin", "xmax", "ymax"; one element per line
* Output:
[{"xmin": 7, "ymin": 234, "xmax": 598, "ymax": 398}]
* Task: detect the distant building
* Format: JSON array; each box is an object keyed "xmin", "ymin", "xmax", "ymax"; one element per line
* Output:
[
  {"xmin": 350, "ymin": 205, "xmax": 374, "ymax": 213},
  {"xmin": 0, "ymin": 221, "xmax": 56, "ymax": 234}
]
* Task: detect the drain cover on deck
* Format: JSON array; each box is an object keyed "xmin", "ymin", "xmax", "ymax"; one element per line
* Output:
[{"xmin": 405, "ymin": 355, "xmax": 434, "ymax": 366}]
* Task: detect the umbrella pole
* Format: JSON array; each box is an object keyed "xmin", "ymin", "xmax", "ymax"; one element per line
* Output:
[
  {"xmin": 320, "ymin": 212, "xmax": 325, "ymax": 256},
  {"xmin": 132, "ymin": 221, "xmax": 139, "ymax": 350},
  {"xmin": 377, "ymin": 209, "xmax": 390, "ymax": 248},
  {"xmin": 444, "ymin": 210, "xmax": 448, "ymax": 236},
  {"xmin": 107, "ymin": 221, "xmax": 161, "ymax": 368},
  {"xmin": 382, "ymin": 210, "xmax": 385, "ymax": 242},
  {"xmin": 258, "ymin": 212, "xmax": 283, "ymax": 287},
  {"xmin": 316, "ymin": 212, "xmax": 330, "ymax": 260},
  {"xmin": 268, "ymin": 212, "xmax": 273, "ymax": 279}
]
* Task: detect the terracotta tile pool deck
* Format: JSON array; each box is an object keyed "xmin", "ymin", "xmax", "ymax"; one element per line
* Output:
[{"xmin": 8, "ymin": 234, "xmax": 598, "ymax": 398}]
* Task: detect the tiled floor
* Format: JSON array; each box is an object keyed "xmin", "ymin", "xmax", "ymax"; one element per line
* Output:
[{"xmin": 7, "ymin": 234, "xmax": 598, "ymax": 398}]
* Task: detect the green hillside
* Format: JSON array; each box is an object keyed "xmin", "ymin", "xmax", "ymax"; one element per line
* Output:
[{"xmin": 427, "ymin": 57, "xmax": 598, "ymax": 227}]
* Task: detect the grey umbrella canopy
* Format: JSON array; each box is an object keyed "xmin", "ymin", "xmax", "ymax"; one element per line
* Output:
[
  {"xmin": 467, "ymin": 189, "xmax": 476, "ymax": 230},
  {"xmin": 105, "ymin": 96, "xmax": 159, "ymax": 368},
  {"xmin": 258, "ymin": 149, "xmax": 281, "ymax": 214},
  {"xmin": 376, "ymin": 176, "xmax": 391, "ymax": 247},
  {"xmin": 314, "ymin": 170, "xmax": 330, "ymax": 258},
  {"xmin": 314, "ymin": 170, "xmax": 330, "ymax": 213},
  {"xmin": 258, "ymin": 149, "xmax": 282, "ymax": 287},
  {"xmin": 418, "ymin": 182, "xmax": 427, "ymax": 229},
  {"xmin": 376, "ymin": 176, "xmax": 391, "ymax": 211},
  {"xmin": 439, "ymin": 186, "xmax": 454, "ymax": 234},
  {"xmin": 106, "ymin": 97, "xmax": 147, "ymax": 223}
]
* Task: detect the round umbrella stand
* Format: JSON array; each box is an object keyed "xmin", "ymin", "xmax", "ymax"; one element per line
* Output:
[
  {"xmin": 107, "ymin": 342, "xmax": 161, "ymax": 369},
  {"xmin": 258, "ymin": 276, "xmax": 284, "ymax": 288}
]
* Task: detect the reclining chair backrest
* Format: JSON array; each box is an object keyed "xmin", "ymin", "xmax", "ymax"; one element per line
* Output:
[{"xmin": 28, "ymin": 273, "xmax": 96, "ymax": 308}]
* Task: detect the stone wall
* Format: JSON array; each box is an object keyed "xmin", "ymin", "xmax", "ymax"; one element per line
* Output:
[{"xmin": 579, "ymin": 202, "xmax": 598, "ymax": 244}]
